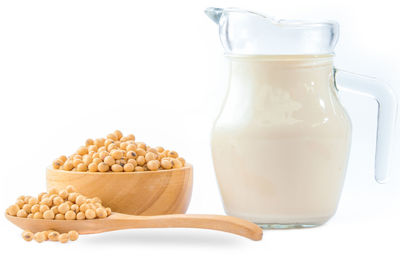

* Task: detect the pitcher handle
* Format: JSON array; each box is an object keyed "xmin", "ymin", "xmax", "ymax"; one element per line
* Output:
[{"xmin": 334, "ymin": 69, "xmax": 398, "ymax": 183}]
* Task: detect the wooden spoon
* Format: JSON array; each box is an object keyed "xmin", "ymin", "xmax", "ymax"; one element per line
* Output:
[{"xmin": 6, "ymin": 213, "xmax": 263, "ymax": 241}]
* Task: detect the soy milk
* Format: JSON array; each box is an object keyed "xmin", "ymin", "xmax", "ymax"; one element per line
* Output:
[{"xmin": 211, "ymin": 55, "xmax": 352, "ymax": 227}]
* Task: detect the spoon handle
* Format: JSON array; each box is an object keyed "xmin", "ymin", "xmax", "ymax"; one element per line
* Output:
[{"xmin": 108, "ymin": 213, "xmax": 263, "ymax": 241}]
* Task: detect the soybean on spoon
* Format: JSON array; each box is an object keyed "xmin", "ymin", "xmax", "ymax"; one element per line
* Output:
[{"xmin": 6, "ymin": 212, "xmax": 263, "ymax": 241}]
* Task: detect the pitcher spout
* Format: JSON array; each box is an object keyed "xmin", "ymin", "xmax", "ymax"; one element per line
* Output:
[{"xmin": 204, "ymin": 7, "xmax": 224, "ymax": 24}]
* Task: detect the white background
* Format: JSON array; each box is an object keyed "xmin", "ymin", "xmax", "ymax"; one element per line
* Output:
[{"xmin": 0, "ymin": 0, "xmax": 399, "ymax": 266}]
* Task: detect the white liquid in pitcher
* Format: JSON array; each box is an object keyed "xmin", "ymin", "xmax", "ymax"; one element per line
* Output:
[{"xmin": 211, "ymin": 55, "xmax": 351, "ymax": 227}]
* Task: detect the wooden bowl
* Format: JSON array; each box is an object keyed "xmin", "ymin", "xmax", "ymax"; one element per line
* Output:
[{"xmin": 46, "ymin": 164, "xmax": 193, "ymax": 215}]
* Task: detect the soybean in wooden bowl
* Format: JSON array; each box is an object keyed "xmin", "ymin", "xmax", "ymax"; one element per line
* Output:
[{"xmin": 48, "ymin": 130, "xmax": 193, "ymax": 215}]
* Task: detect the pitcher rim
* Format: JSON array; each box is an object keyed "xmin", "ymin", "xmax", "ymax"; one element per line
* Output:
[{"xmin": 225, "ymin": 53, "xmax": 335, "ymax": 61}]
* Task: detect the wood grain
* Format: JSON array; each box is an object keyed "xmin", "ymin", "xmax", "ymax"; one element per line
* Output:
[
  {"xmin": 46, "ymin": 164, "xmax": 193, "ymax": 215},
  {"xmin": 6, "ymin": 213, "xmax": 263, "ymax": 241}
]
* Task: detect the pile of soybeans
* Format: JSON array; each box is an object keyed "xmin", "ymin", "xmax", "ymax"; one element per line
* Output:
[
  {"xmin": 52, "ymin": 130, "xmax": 186, "ymax": 172},
  {"xmin": 6, "ymin": 185, "xmax": 111, "ymax": 243}
]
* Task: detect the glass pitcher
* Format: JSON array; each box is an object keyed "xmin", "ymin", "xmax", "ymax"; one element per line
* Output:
[{"xmin": 205, "ymin": 7, "xmax": 397, "ymax": 228}]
